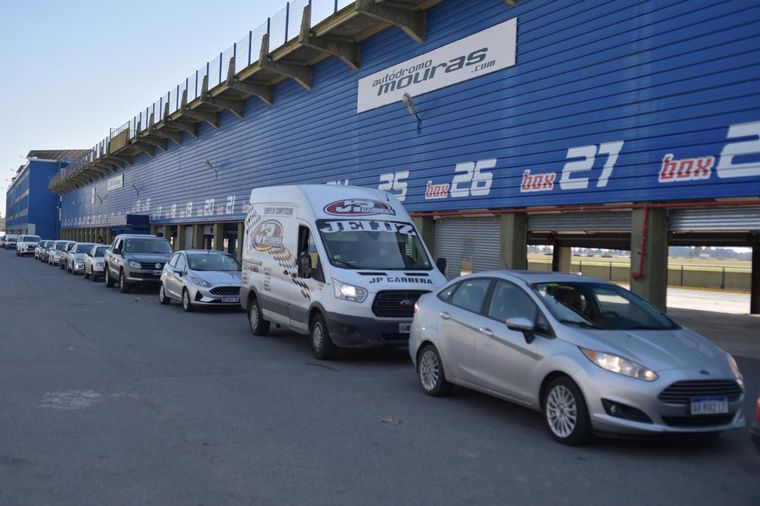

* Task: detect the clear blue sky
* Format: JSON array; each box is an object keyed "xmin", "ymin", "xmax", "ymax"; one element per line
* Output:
[{"xmin": 0, "ymin": 0, "xmax": 281, "ymax": 216}]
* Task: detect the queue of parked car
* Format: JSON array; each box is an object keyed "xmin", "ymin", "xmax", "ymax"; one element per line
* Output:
[{"xmin": 0, "ymin": 185, "xmax": 752, "ymax": 446}]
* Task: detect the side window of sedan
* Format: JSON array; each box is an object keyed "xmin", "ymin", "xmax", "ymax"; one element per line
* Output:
[
  {"xmin": 488, "ymin": 281, "xmax": 553, "ymax": 337},
  {"xmin": 449, "ymin": 278, "xmax": 492, "ymax": 314},
  {"xmin": 168, "ymin": 253, "xmax": 179, "ymax": 268},
  {"xmin": 175, "ymin": 255, "xmax": 187, "ymax": 273}
]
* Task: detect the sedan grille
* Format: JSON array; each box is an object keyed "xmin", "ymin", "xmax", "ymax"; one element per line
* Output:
[
  {"xmin": 657, "ymin": 380, "xmax": 743, "ymax": 405},
  {"xmin": 210, "ymin": 286, "xmax": 240, "ymax": 296},
  {"xmin": 371, "ymin": 290, "xmax": 429, "ymax": 318}
]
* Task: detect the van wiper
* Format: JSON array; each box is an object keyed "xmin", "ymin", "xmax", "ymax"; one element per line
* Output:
[{"xmin": 331, "ymin": 258, "xmax": 354, "ymax": 268}]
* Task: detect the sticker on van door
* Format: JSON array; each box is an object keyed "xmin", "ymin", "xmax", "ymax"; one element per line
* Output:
[
  {"xmin": 251, "ymin": 220, "xmax": 284, "ymax": 251},
  {"xmin": 324, "ymin": 199, "xmax": 395, "ymax": 216}
]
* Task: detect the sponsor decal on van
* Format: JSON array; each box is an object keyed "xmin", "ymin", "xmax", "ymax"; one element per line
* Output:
[
  {"xmin": 323, "ymin": 199, "xmax": 396, "ymax": 216},
  {"xmin": 251, "ymin": 220, "xmax": 284, "ymax": 251}
]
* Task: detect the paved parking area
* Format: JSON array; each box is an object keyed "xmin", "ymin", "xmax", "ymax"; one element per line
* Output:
[{"xmin": 0, "ymin": 250, "xmax": 758, "ymax": 506}]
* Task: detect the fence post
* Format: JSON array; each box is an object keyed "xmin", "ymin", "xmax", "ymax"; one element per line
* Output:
[
  {"xmin": 579, "ymin": 260, "xmax": 583, "ymax": 275},
  {"xmin": 680, "ymin": 264, "xmax": 684, "ymax": 286},
  {"xmin": 608, "ymin": 261, "xmax": 612, "ymax": 281},
  {"xmin": 285, "ymin": 2, "xmax": 290, "ymax": 43},
  {"xmin": 721, "ymin": 267, "xmax": 726, "ymax": 290}
]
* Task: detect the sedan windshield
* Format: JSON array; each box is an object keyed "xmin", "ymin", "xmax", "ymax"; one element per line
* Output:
[
  {"xmin": 76, "ymin": 244, "xmax": 94, "ymax": 253},
  {"xmin": 124, "ymin": 238, "xmax": 172, "ymax": 254},
  {"xmin": 317, "ymin": 220, "xmax": 431, "ymax": 270},
  {"xmin": 55, "ymin": 243, "xmax": 67, "ymax": 251},
  {"xmin": 22, "ymin": 235, "xmax": 40, "ymax": 242},
  {"xmin": 187, "ymin": 253, "xmax": 240, "ymax": 271},
  {"xmin": 532, "ymin": 282, "xmax": 679, "ymax": 331},
  {"xmin": 94, "ymin": 247, "xmax": 108, "ymax": 257}
]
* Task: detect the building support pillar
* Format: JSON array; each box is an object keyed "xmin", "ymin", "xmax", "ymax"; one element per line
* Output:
[
  {"xmin": 236, "ymin": 222, "xmax": 245, "ymax": 261},
  {"xmin": 552, "ymin": 245, "xmax": 572, "ymax": 272},
  {"xmin": 751, "ymin": 241, "xmax": 760, "ymax": 315},
  {"xmin": 500, "ymin": 213, "xmax": 527, "ymax": 270},
  {"xmin": 163, "ymin": 226, "xmax": 174, "ymax": 247},
  {"xmin": 213, "ymin": 223, "xmax": 224, "ymax": 251},
  {"xmin": 630, "ymin": 207, "xmax": 668, "ymax": 311},
  {"xmin": 192, "ymin": 224, "xmax": 204, "ymax": 249},
  {"xmin": 177, "ymin": 225, "xmax": 188, "ymax": 251},
  {"xmin": 414, "ymin": 216, "xmax": 435, "ymax": 258}
]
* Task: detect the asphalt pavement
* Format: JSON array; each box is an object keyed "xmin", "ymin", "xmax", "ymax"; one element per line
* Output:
[{"xmin": 0, "ymin": 249, "xmax": 758, "ymax": 506}]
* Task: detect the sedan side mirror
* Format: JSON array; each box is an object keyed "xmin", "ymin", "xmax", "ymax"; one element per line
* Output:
[
  {"xmin": 297, "ymin": 253, "xmax": 312, "ymax": 278},
  {"xmin": 436, "ymin": 257, "xmax": 447, "ymax": 275},
  {"xmin": 506, "ymin": 317, "xmax": 536, "ymax": 344}
]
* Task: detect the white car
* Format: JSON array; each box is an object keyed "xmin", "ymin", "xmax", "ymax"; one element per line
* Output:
[
  {"xmin": 160, "ymin": 250, "xmax": 242, "ymax": 311},
  {"xmin": 66, "ymin": 242, "xmax": 95, "ymax": 274},
  {"xmin": 84, "ymin": 244, "xmax": 109, "ymax": 281},
  {"xmin": 16, "ymin": 235, "xmax": 41, "ymax": 256}
]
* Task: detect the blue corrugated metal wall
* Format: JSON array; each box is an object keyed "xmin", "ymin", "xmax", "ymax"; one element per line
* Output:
[
  {"xmin": 61, "ymin": 0, "xmax": 760, "ymax": 228},
  {"xmin": 7, "ymin": 160, "xmax": 62, "ymax": 237}
]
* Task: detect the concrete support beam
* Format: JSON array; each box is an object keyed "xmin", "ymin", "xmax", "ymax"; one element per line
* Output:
[
  {"xmin": 179, "ymin": 89, "xmax": 219, "ymax": 129},
  {"xmin": 413, "ymin": 216, "xmax": 435, "ymax": 257},
  {"xmin": 259, "ymin": 34, "xmax": 313, "ymax": 90},
  {"xmin": 355, "ymin": 0, "xmax": 426, "ymax": 43},
  {"xmin": 213, "ymin": 223, "xmax": 224, "ymax": 251},
  {"xmin": 166, "ymin": 120, "xmax": 199, "ymax": 138},
  {"xmin": 552, "ymin": 246, "xmax": 572, "ymax": 272},
  {"xmin": 630, "ymin": 207, "xmax": 668, "ymax": 311},
  {"xmin": 236, "ymin": 222, "xmax": 245, "ymax": 262},
  {"xmin": 150, "ymin": 128, "xmax": 182, "ymax": 146},
  {"xmin": 500, "ymin": 213, "xmax": 528, "ymax": 270},
  {"xmin": 192, "ymin": 224, "xmax": 204, "ymax": 249},
  {"xmin": 131, "ymin": 142, "xmax": 155, "ymax": 157},
  {"xmin": 199, "ymin": 75, "xmax": 245, "ymax": 119},
  {"xmin": 299, "ymin": 5, "xmax": 360, "ymax": 70},
  {"xmin": 226, "ymin": 59, "xmax": 273, "ymax": 105},
  {"xmin": 751, "ymin": 242, "xmax": 760, "ymax": 315},
  {"xmin": 137, "ymin": 135, "xmax": 168, "ymax": 152}
]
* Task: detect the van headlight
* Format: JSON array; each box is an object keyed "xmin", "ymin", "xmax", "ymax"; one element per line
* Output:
[
  {"xmin": 128, "ymin": 260, "xmax": 142, "ymax": 269},
  {"xmin": 333, "ymin": 279, "xmax": 367, "ymax": 303},
  {"xmin": 580, "ymin": 348, "xmax": 658, "ymax": 381}
]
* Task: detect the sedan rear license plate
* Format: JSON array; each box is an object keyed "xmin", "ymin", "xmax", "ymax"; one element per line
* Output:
[
  {"xmin": 222, "ymin": 297, "xmax": 240, "ymax": 303},
  {"xmin": 690, "ymin": 397, "xmax": 728, "ymax": 415},
  {"xmin": 399, "ymin": 323, "xmax": 411, "ymax": 334}
]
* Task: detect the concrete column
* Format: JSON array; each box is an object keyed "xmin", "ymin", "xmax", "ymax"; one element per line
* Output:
[
  {"xmin": 236, "ymin": 222, "xmax": 245, "ymax": 261},
  {"xmin": 630, "ymin": 207, "xmax": 668, "ymax": 311},
  {"xmin": 751, "ymin": 242, "xmax": 760, "ymax": 315},
  {"xmin": 177, "ymin": 225, "xmax": 187, "ymax": 251},
  {"xmin": 552, "ymin": 246, "xmax": 572, "ymax": 272},
  {"xmin": 414, "ymin": 216, "xmax": 435, "ymax": 257},
  {"xmin": 500, "ymin": 213, "xmax": 528, "ymax": 270},
  {"xmin": 213, "ymin": 223, "xmax": 224, "ymax": 251},
  {"xmin": 192, "ymin": 224, "xmax": 204, "ymax": 249}
]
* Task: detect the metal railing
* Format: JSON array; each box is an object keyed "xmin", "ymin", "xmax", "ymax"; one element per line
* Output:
[{"xmin": 50, "ymin": 0, "xmax": 354, "ymax": 191}]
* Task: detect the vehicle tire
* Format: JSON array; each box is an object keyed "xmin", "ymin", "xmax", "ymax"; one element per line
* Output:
[
  {"xmin": 84, "ymin": 268, "xmax": 90, "ymax": 279},
  {"xmin": 181, "ymin": 289, "xmax": 194, "ymax": 312},
  {"xmin": 159, "ymin": 284, "xmax": 171, "ymax": 305},
  {"xmin": 119, "ymin": 270, "xmax": 130, "ymax": 293},
  {"xmin": 104, "ymin": 267, "xmax": 115, "ymax": 287},
  {"xmin": 309, "ymin": 313, "xmax": 338, "ymax": 360},
  {"xmin": 543, "ymin": 376, "xmax": 593, "ymax": 446},
  {"xmin": 247, "ymin": 297, "xmax": 270, "ymax": 336},
  {"xmin": 417, "ymin": 344, "xmax": 452, "ymax": 397}
]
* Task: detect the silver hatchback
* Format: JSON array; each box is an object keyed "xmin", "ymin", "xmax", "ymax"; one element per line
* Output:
[
  {"xmin": 409, "ymin": 271, "xmax": 745, "ymax": 445},
  {"xmin": 159, "ymin": 250, "xmax": 242, "ymax": 312}
]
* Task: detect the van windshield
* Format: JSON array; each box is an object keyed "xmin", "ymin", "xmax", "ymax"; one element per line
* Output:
[{"xmin": 317, "ymin": 219, "xmax": 432, "ymax": 270}]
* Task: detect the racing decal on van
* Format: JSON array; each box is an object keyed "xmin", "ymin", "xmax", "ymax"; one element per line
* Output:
[
  {"xmin": 251, "ymin": 220, "xmax": 285, "ymax": 251},
  {"xmin": 323, "ymin": 199, "xmax": 396, "ymax": 216}
]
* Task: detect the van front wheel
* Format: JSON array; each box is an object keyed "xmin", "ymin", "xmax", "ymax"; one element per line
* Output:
[
  {"xmin": 309, "ymin": 314, "xmax": 337, "ymax": 360},
  {"xmin": 248, "ymin": 297, "xmax": 270, "ymax": 336}
]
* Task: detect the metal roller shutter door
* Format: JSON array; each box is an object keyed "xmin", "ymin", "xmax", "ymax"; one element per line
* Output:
[
  {"xmin": 434, "ymin": 217, "xmax": 501, "ymax": 279},
  {"xmin": 528, "ymin": 211, "xmax": 632, "ymax": 232},
  {"xmin": 669, "ymin": 207, "xmax": 760, "ymax": 231}
]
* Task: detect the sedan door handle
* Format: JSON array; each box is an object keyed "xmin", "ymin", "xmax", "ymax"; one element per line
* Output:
[
  {"xmin": 439, "ymin": 312, "xmax": 451, "ymax": 320},
  {"xmin": 479, "ymin": 327, "xmax": 493, "ymax": 337}
]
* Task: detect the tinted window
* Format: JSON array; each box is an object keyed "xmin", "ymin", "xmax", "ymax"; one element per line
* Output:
[
  {"xmin": 123, "ymin": 238, "xmax": 172, "ymax": 254},
  {"xmin": 94, "ymin": 246, "xmax": 108, "ymax": 257},
  {"xmin": 187, "ymin": 252, "xmax": 240, "ymax": 271},
  {"xmin": 175, "ymin": 255, "xmax": 187, "ymax": 272},
  {"xmin": 488, "ymin": 281, "xmax": 553, "ymax": 336},
  {"xmin": 168, "ymin": 253, "xmax": 179, "ymax": 268},
  {"xmin": 449, "ymin": 278, "xmax": 491, "ymax": 313},
  {"xmin": 437, "ymin": 284, "xmax": 458, "ymax": 303},
  {"xmin": 76, "ymin": 244, "xmax": 93, "ymax": 253}
]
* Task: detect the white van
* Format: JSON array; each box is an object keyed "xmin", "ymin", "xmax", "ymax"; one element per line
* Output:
[{"xmin": 241, "ymin": 185, "xmax": 446, "ymax": 359}]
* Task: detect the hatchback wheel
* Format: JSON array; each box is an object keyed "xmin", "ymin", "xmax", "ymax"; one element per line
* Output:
[
  {"xmin": 159, "ymin": 284, "xmax": 170, "ymax": 305},
  {"xmin": 417, "ymin": 344, "xmax": 451, "ymax": 396},
  {"xmin": 182, "ymin": 289, "xmax": 194, "ymax": 312},
  {"xmin": 543, "ymin": 377, "xmax": 592, "ymax": 445},
  {"xmin": 119, "ymin": 271, "xmax": 130, "ymax": 293},
  {"xmin": 309, "ymin": 313, "xmax": 337, "ymax": 360},
  {"xmin": 247, "ymin": 297, "xmax": 270, "ymax": 336}
]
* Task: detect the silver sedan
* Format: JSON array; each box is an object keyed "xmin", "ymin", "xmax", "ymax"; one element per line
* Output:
[
  {"xmin": 159, "ymin": 250, "xmax": 242, "ymax": 312},
  {"xmin": 409, "ymin": 271, "xmax": 745, "ymax": 445}
]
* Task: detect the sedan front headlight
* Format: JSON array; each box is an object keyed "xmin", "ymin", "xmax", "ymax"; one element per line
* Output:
[
  {"xmin": 332, "ymin": 279, "xmax": 367, "ymax": 303},
  {"xmin": 128, "ymin": 260, "xmax": 142, "ymax": 269},
  {"xmin": 727, "ymin": 353, "xmax": 744, "ymax": 389},
  {"xmin": 190, "ymin": 276, "xmax": 212, "ymax": 288},
  {"xmin": 580, "ymin": 347, "xmax": 658, "ymax": 381}
]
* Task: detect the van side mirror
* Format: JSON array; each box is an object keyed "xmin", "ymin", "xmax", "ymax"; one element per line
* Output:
[
  {"xmin": 506, "ymin": 317, "xmax": 536, "ymax": 343},
  {"xmin": 436, "ymin": 257, "xmax": 447, "ymax": 275},
  {"xmin": 297, "ymin": 253, "xmax": 312, "ymax": 278}
]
